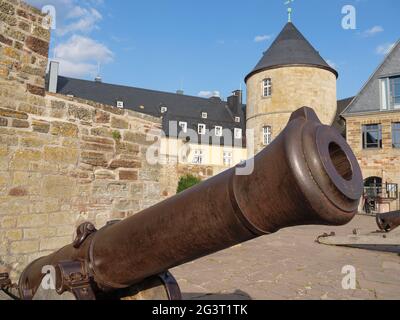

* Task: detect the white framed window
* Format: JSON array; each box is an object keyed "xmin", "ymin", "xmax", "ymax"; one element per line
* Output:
[
  {"xmin": 234, "ymin": 128, "xmax": 242, "ymax": 139},
  {"xmin": 263, "ymin": 78, "xmax": 272, "ymax": 97},
  {"xmin": 192, "ymin": 149, "xmax": 203, "ymax": 164},
  {"xmin": 202, "ymin": 112, "xmax": 208, "ymax": 119},
  {"xmin": 160, "ymin": 106, "xmax": 168, "ymax": 114},
  {"xmin": 198, "ymin": 124, "xmax": 206, "ymax": 135},
  {"xmin": 263, "ymin": 126, "xmax": 272, "ymax": 146},
  {"xmin": 215, "ymin": 126, "xmax": 223, "ymax": 137},
  {"xmin": 117, "ymin": 101, "xmax": 124, "ymax": 109},
  {"xmin": 179, "ymin": 121, "xmax": 188, "ymax": 133},
  {"xmin": 235, "ymin": 117, "xmax": 241, "ymax": 123},
  {"xmin": 380, "ymin": 76, "xmax": 400, "ymax": 110},
  {"xmin": 223, "ymin": 151, "xmax": 232, "ymax": 167}
]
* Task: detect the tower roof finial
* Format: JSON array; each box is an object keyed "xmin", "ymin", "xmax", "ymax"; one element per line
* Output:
[{"xmin": 284, "ymin": 0, "xmax": 295, "ymax": 22}]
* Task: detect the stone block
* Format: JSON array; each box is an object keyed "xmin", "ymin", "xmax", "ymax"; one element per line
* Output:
[
  {"xmin": 0, "ymin": 1, "xmax": 15, "ymax": 15},
  {"xmin": 10, "ymin": 149, "xmax": 42, "ymax": 170},
  {"xmin": 0, "ymin": 107, "xmax": 28, "ymax": 119},
  {"xmin": 44, "ymin": 146, "xmax": 78, "ymax": 165},
  {"xmin": 20, "ymin": 136, "xmax": 46, "ymax": 148},
  {"xmin": 91, "ymin": 127, "xmax": 113, "ymax": 138},
  {"xmin": 26, "ymin": 83, "xmax": 45, "ymax": 96},
  {"xmin": 8, "ymin": 186, "xmax": 28, "ymax": 197},
  {"xmin": 81, "ymin": 151, "xmax": 108, "ymax": 167},
  {"xmin": 3, "ymin": 47, "xmax": 20, "ymax": 60},
  {"xmin": 0, "ymin": 34, "xmax": 12, "ymax": 46},
  {"xmin": 11, "ymin": 119, "xmax": 29, "ymax": 128},
  {"xmin": 0, "ymin": 216, "xmax": 16, "ymax": 228},
  {"xmin": 111, "ymin": 117, "xmax": 129, "ymax": 129},
  {"xmin": 48, "ymin": 212, "xmax": 76, "ymax": 227},
  {"xmin": 95, "ymin": 110, "xmax": 110, "ymax": 123},
  {"xmin": 109, "ymin": 159, "xmax": 141, "ymax": 169},
  {"xmin": 68, "ymin": 105, "xmax": 93, "ymax": 122},
  {"xmin": 10, "ymin": 240, "xmax": 39, "ymax": 254},
  {"xmin": 0, "ymin": 12, "xmax": 17, "ymax": 26},
  {"xmin": 23, "ymin": 227, "xmax": 57, "ymax": 240},
  {"xmin": 82, "ymin": 142, "xmax": 114, "ymax": 153},
  {"xmin": 32, "ymin": 119, "xmax": 50, "ymax": 133},
  {"xmin": 94, "ymin": 169, "xmax": 116, "ymax": 180},
  {"xmin": 124, "ymin": 132, "xmax": 155, "ymax": 145},
  {"xmin": 0, "ymin": 117, "xmax": 7, "ymax": 126},
  {"xmin": 6, "ymin": 229, "xmax": 23, "ymax": 241},
  {"xmin": 17, "ymin": 214, "xmax": 48, "ymax": 228},
  {"xmin": 50, "ymin": 121, "xmax": 78, "ymax": 138},
  {"xmin": 25, "ymin": 36, "xmax": 49, "ymax": 57},
  {"xmin": 42, "ymin": 175, "xmax": 76, "ymax": 198},
  {"xmin": 119, "ymin": 170, "xmax": 138, "ymax": 181},
  {"xmin": 40, "ymin": 236, "xmax": 71, "ymax": 251}
]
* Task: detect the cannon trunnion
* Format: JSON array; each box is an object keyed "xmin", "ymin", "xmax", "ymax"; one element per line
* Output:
[{"xmin": 14, "ymin": 107, "xmax": 363, "ymax": 300}]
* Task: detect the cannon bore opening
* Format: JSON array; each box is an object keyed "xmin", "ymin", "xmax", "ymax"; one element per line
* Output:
[{"xmin": 329, "ymin": 142, "xmax": 353, "ymax": 181}]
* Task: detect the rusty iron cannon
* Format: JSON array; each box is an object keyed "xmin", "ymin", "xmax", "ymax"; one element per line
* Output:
[
  {"xmin": 5, "ymin": 107, "xmax": 363, "ymax": 300},
  {"xmin": 376, "ymin": 211, "xmax": 400, "ymax": 232}
]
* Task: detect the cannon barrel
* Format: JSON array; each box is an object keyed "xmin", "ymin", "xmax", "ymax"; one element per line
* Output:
[
  {"xmin": 376, "ymin": 211, "xmax": 400, "ymax": 232},
  {"xmin": 17, "ymin": 107, "xmax": 363, "ymax": 300}
]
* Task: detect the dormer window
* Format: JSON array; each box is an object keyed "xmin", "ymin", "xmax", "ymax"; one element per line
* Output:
[
  {"xmin": 117, "ymin": 101, "xmax": 124, "ymax": 109},
  {"xmin": 198, "ymin": 124, "xmax": 206, "ymax": 135},
  {"xmin": 160, "ymin": 106, "xmax": 168, "ymax": 114},
  {"xmin": 263, "ymin": 78, "xmax": 272, "ymax": 97},
  {"xmin": 215, "ymin": 126, "xmax": 223, "ymax": 137},
  {"xmin": 235, "ymin": 117, "xmax": 241, "ymax": 123},
  {"xmin": 234, "ymin": 128, "xmax": 242, "ymax": 140},
  {"xmin": 202, "ymin": 112, "xmax": 208, "ymax": 119}
]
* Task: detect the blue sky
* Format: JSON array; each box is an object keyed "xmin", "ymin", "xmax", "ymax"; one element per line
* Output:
[{"xmin": 27, "ymin": 0, "xmax": 399, "ymax": 100}]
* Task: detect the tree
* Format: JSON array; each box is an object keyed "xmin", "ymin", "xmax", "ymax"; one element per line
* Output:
[{"xmin": 177, "ymin": 174, "xmax": 201, "ymax": 194}]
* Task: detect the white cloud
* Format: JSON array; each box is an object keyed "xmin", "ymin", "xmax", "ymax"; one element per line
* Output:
[
  {"xmin": 254, "ymin": 35, "xmax": 272, "ymax": 43},
  {"xmin": 57, "ymin": 7, "xmax": 102, "ymax": 36},
  {"xmin": 55, "ymin": 35, "xmax": 113, "ymax": 63},
  {"xmin": 54, "ymin": 35, "xmax": 113, "ymax": 77},
  {"xmin": 362, "ymin": 26, "xmax": 384, "ymax": 37},
  {"xmin": 376, "ymin": 43, "xmax": 395, "ymax": 55},
  {"xmin": 56, "ymin": 59, "xmax": 98, "ymax": 78},
  {"xmin": 198, "ymin": 91, "xmax": 221, "ymax": 98}
]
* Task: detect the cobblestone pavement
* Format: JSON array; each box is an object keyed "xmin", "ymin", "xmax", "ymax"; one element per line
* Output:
[{"xmin": 172, "ymin": 215, "xmax": 400, "ymax": 300}]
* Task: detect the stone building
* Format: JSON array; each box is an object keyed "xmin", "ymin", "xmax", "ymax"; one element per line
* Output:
[
  {"xmin": 245, "ymin": 22, "xmax": 338, "ymax": 154},
  {"xmin": 342, "ymin": 41, "xmax": 400, "ymax": 213}
]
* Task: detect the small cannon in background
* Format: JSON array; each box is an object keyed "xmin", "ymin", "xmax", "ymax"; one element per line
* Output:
[
  {"xmin": 376, "ymin": 211, "xmax": 400, "ymax": 232},
  {"xmin": 2, "ymin": 107, "xmax": 363, "ymax": 300}
]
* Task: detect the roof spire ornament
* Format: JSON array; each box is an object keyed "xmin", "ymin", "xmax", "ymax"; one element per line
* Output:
[{"xmin": 284, "ymin": 0, "xmax": 295, "ymax": 23}]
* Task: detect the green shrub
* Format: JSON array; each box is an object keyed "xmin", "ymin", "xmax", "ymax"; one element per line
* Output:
[
  {"xmin": 112, "ymin": 130, "xmax": 121, "ymax": 141},
  {"xmin": 177, "ymin": 174, "xmax": 201, "ymax": 194}
]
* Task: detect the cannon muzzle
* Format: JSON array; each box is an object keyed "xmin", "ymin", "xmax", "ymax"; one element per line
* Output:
[{"xmin": 16, "ymin": 107, "xmax": 363, "ymax": 300}]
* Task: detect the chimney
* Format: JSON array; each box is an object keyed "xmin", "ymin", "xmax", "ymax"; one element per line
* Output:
[
  {"xmin": 48, "ymin": 61, "xmax": 59, "ymax": 93},
  {"xmin": 227, "ymin": 90, "xmax": 242, "ymax": 114}
]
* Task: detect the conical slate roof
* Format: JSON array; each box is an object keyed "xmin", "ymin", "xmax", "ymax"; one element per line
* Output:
[{"xmin": 245, "ymin": 22, "xmax": 338, "ymax": 82}]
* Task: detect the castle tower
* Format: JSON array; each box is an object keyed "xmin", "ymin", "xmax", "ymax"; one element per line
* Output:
[{"xmin": 245, "ymin": 22, "xmax": 338, "ymax": 153}]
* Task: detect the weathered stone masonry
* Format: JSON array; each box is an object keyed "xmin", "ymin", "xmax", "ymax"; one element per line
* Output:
[{"xmin": 0, "ymin": 0, "xmax": 167, "ymax": 278}]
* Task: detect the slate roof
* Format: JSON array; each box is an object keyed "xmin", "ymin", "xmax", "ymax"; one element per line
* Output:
[
  {"xmin": 342, "ymin": 40, "xmax": 400, "ymax": 115},
  {"xmin": 333, "ymin": 97, "xmax": 354, "ymax": 137},
  {"xmin": 55, "ymin": 76, "xmax": 246, "ymax": 146},
  {"xmin": 245, "ymin": 22, "xmax": 337, "ymax": 82}
]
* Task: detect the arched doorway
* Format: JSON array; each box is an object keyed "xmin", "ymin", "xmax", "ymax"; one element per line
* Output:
[{"xmin": 363, "ymin": 177, "xmax": 382, "ymax": 214}]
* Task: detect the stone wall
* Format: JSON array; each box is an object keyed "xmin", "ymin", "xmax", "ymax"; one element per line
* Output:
[
  {"xmin": 0, "ymin": 90, "xmax": 164, "ymax": 278},
  {"xmin": 246, "ymin": 66, "xmax": 337, "ymax": 153},
  {"xmin": 345, "ymin": 111, "xmax": 400, "ymax": 212}
]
